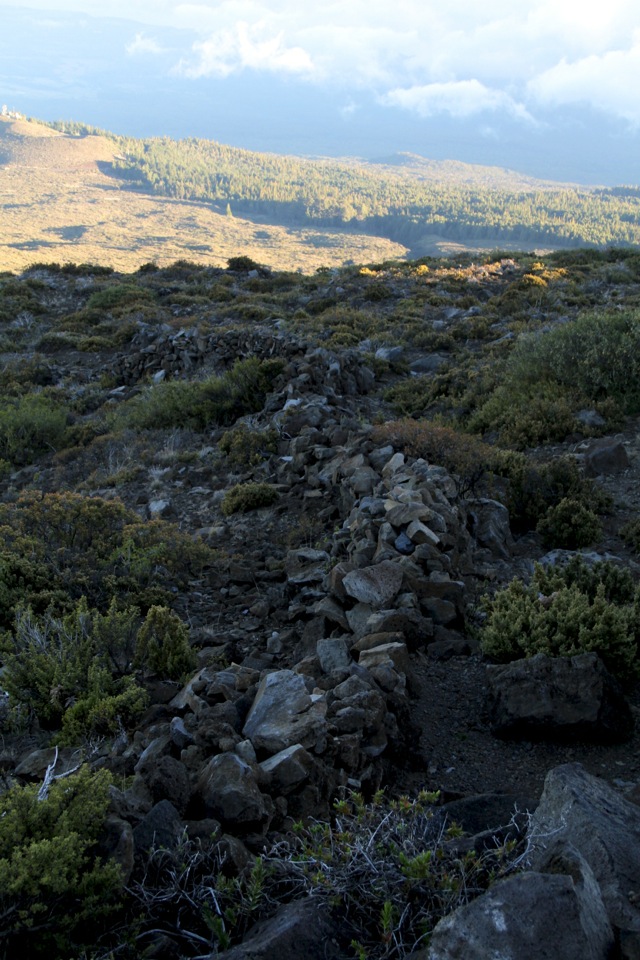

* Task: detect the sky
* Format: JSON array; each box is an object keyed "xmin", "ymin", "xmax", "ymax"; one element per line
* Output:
[{"xmin": 1, "ymin": 0, "xmax": 640, "ymax": 184}]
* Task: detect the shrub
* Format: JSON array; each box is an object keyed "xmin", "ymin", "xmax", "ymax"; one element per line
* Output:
[
  {"xmin": 499, "ymin": 454, "xmax": 608, "ymax": 534},
  {"xmin": 0, "ymin": 394, "xmax": 68, "ymax": 465},
  {"xmin": 480, "ymin": 563, "xmax": 639, "ymax": 679},
  {"xmin": 227, "ymin": 255, "xmax": 262, "ymax": 272},
  {"xmin": 125, "ymin": 357, "xmax": 284, "ymax": 431},
  {"xmin": 86, "ymin": 282, "xmax": 154, "ymax": 312},
  {"xmin": 134, "ymin": 605, "xmax": 196, "ymax": 680},
  {"xmin": 1, "ymin": 599, "xmax": 148, "ymax": 738},
  {"xmin": 372, "ymin": 419, "xmax": 501, "ymax": 496},
  {"xmin": 0, "ymin": 766, "xmax": 123, "ymax": 957},
  {"xmin": 123, "ymin": 789, "xmax": 523, "ymax": 959},
  {"xmin": 536, "ymin": 496, "xmax": 602, "ymax": 548},
  {"xmin": 221, "ymin": 482, "xmax": 279, "ymax": 516},
  {"xmin": 218, "ymin": 423, "xmax": 278, "ymax": 467},
  {"xmin": 0, "ymin": 491, "xmax": 211, "ymax": 626}
]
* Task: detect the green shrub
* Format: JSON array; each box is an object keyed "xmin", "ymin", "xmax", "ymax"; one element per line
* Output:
[
  {"xmin": 536, "ymin": 496, "xmax": 602, "ymax": 548},
  {"xmin": 86, "ymin": 282, "xmax": 154, "ymax": 311},
  {"xmin": 221, "ymin": 482, "xmax": 279, "ymax": 516},
  {"xmin": 0, "ymin": 394, "xmax": 68, "ymax": 465},
  {"xmin": 0, "ymin": 491, "xmax": 211, "ymax": 626},
  {"xmin": 134, "ymin": 605, "xmax": 196, "ymax": 680},
  {"xmin": 218, "ymin": 423, "xmax": 278, "ymax": 467},
  {"xmin": 227, "ymin": 255, "xmax": 262, "ymax": 271},
  {"xmin": 481, "ymin": 563, "xmax": 639, "ymax": 679},
  {"xmin": 499, "ymin": 454, "xmax": 608, "ymax": 534},
  {"xmin": 1, "ymin": 599, "xmax": 148, "ymax": 737},
  {"xmin": 0, "ymin": 766, "xmax": 122, "ymax": 956},
  {"xmin": 126, "ymin": 357, "xmax": 284, "ymax": 431}
]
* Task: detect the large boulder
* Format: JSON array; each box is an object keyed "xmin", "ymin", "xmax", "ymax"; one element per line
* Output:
[
  {"xmin": 485, "ymin": 653, "xmax": 633, "ymax": 743},
  {"xmin": 196, "ymin": 753, "xmax": 272, "ymax": 830},
  {"xmin": 530, "ymin": 763, "xmax": 640, "ymax": 939},
  {"xmin": 242, "ymin": 670, "xmax": 327, "ymax": 754},
  {"xmin": 426, "ymin": 853, "xmax": 613, "ymax": 960}
]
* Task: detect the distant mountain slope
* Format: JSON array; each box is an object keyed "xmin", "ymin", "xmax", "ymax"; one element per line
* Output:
[
  {"xmin": 1, "ymin": 114, "xmax": 640, "ymax": 273},
  {"xmin": 0, "ymin": 117, "xmax": 406, "ymax": 273}
]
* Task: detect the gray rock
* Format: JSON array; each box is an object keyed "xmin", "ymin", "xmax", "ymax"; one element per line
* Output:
[
  {"xmin": 584, "ymin": 437, "xmax": 629, "ymax": 477},
  {"xmin": 531, "ymin": 763, "xmax": 640, "ymax": 936},
  {"xmin": 486, "ymin": 653, "xmax": 633, "ymax": 743},
  {"xmin": 196, "ymin": 753, "xmax": 271, "ymax": 828},
  {"xmin": 427, "ymin": 856, "xmax": 613, "ymax": 960},
  {"xmin": 133, "ymin": 799, "xmax": 184, "ymax": 854},
  {"xmin": 343, "ymin": 560, "xmax": 404, "ymax": 607},
  {"xmin": 466, "ymin": 498, "xmax": 513, "ymax": 558},
  {"xmin": 213, "ymin": 897, "xmax": 346, "ymax": 960},
  {"xmin": 259, "ymin": 744, "xmax": 314, "ymax": 794},
  {"xmin": 317, "ymin": 637, "xmax": 351, "ymax": 674},
  {"xmin": 136, "ymin": 754, "xmax": 192, "ymax": 815},
  {"xmin": 242, "ymin": 670, "xmax": 327, "ymax": 754}
]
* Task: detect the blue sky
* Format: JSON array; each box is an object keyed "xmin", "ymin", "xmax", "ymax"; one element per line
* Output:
[{"xmin": 2, "ymin": 0, "xmax": 640, "ymax": 183}]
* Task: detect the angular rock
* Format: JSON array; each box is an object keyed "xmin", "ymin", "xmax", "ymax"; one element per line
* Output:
[
  {"xmin": 242, "ymin": 670, "xmax": 327, "ymax": 754},
  {"xmin": 358, "ymin": 641, "xmax": 410, "ymax": 675},
  {"xmin": 133, "ymin": 799, "xmax": 184, "ymax": 854},
  {"xmin": 486, "ymin": 653, "xmax": 633, "ymax": 743},
  {"xmin": 584, "ymin": 437, "xmax": 630, "ymax": 477},
  {"xmin": 317, "ymin": 637, "xmax": 351, "ymax": 674},
  {"xmin": 197, "ymin": 753, "xmax": 270, "ymax": 828},
  {"xmin": 136, "ymin": 754, "xmax": 192, "ymax": 815},
  {"xmin": 214, "ymin": 897, "xmax": 346, "ymax": 960},
  {"xmin": 343, "ymin": 560, "xmax": 404, "ymax": 608},
  {"xmin": 427, "ymin": 855, "xmax": 613, "ymax": 960},
  {"xmin": 531, "ymin": 763, "xmax": 640, "ymax": 936},
  {"xmin": 466, "ymin": 498, "xmax": 513, "ymax": 558},
  {"xmin": 259, "ymin": 744, "xmax": 314, "ymax": 795}
]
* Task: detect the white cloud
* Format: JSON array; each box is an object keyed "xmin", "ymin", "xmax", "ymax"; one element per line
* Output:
[
  {"xmin": 175, "ymin": 20, "xmax": 313, "ymax": 78},
  {"xmin": 5, "ymin": 0, "xmax": 640, "ymax": 124},
  {"xmin": 126, "ymin": 32, "xmax": 165, "ymax": 55},
  {"xmin": 529, "ymin": 39, "xmax": 640, "ymax": 124},
  {"xmin": 383, "ymin": 80, "xmax": 534, "ymax": 122}
]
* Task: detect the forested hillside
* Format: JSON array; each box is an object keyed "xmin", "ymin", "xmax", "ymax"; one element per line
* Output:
[{"xmin": 45, "ymin": 121, "xmax": 640, "ymax": 253}]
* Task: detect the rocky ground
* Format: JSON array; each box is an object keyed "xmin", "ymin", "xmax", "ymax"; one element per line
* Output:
[{"xmin": 2, "ymin": 253, "xmax": 640, "ymax": 957}]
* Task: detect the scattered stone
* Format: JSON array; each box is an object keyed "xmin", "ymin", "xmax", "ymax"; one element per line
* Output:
[
  {"xmin": 242, "ymin": 670, "xmax": 328, "ymax": 754},
  {"xmin": 196, "ymin": 753, "xmax": 271, "ymax": 829}
]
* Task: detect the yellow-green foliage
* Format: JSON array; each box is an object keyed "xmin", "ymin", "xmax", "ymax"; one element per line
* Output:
[
  {"xmin": 86, "ymin": 282, "xmax": 155, "ymax": 312},
  {"xmin": 134, "ymin": 605, "xmax": 196, "ymax": 680},
  {"xmin": 0, "ymin": 766, "xmax": 122, "ymax": 956},
  {"xmin": 221, "ymin": 482, "xmax": 279, "ymax": 516},
  {"xmin": 481, "ymin": 562, "xmax": 639, "ymax": 679}
]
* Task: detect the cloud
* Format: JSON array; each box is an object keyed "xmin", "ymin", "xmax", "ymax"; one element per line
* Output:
[
  {"xmin": 383, "ymin": 80, "xmax": 534, "ymax": 122},
  {"xmin": 529, "ymin": 38, "xmax": 640, "ymax": 124},
  {"xmin": 126, "ymin": 32, "xmax": 165, "ymax": 55},
  {"xmin": 175, "ymin": 20, "xmax": 314, "ymax": 78}
]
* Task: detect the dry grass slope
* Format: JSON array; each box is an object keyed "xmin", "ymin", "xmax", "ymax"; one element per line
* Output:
[{"xmin": 0, "ymin": 118, "xmax": 407, "ymax": 274}]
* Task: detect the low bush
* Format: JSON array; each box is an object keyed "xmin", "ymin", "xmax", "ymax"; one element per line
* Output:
[
  {"xmin": 372, "ymin": 419, "xmax": 502, "ymax": 496},
  {"xmin": 125, "ymin": 357, "xmax": 284, "ymax": 431},
  {"xmin": 218, "ymin": 423, "xmax": 278, "ymax": 467},
  {"xmin": 134, "ymin": 605, "xmax": 196, "ymax": 680},
  {"xmin": 86, "ymin": 282, "xmax": 155, "ymax": 312},
  {"xmin": 0, "ymin": 766, "xmax": 123, "ymax": 957},
  {"xmin": 1, "ymin": 598, "xmax": 149, "ymax": 738},
  {"xmin": 221, "ymin": 482, "xmax": 279, "ymax": 516},
  {"xmin": 536, "ymin": 496, "xmax": 602, "ymax": 548},
  {"xmin": 0, "ymin": 491, "xmax": 211, "ymax": 626},
  {"xmin": 0, "ymin": 393, "xmax": 69, "ymax": 464},
  {"xmin": 480, "ymin": 560, "xmax": 639, "ymax": 679}
]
